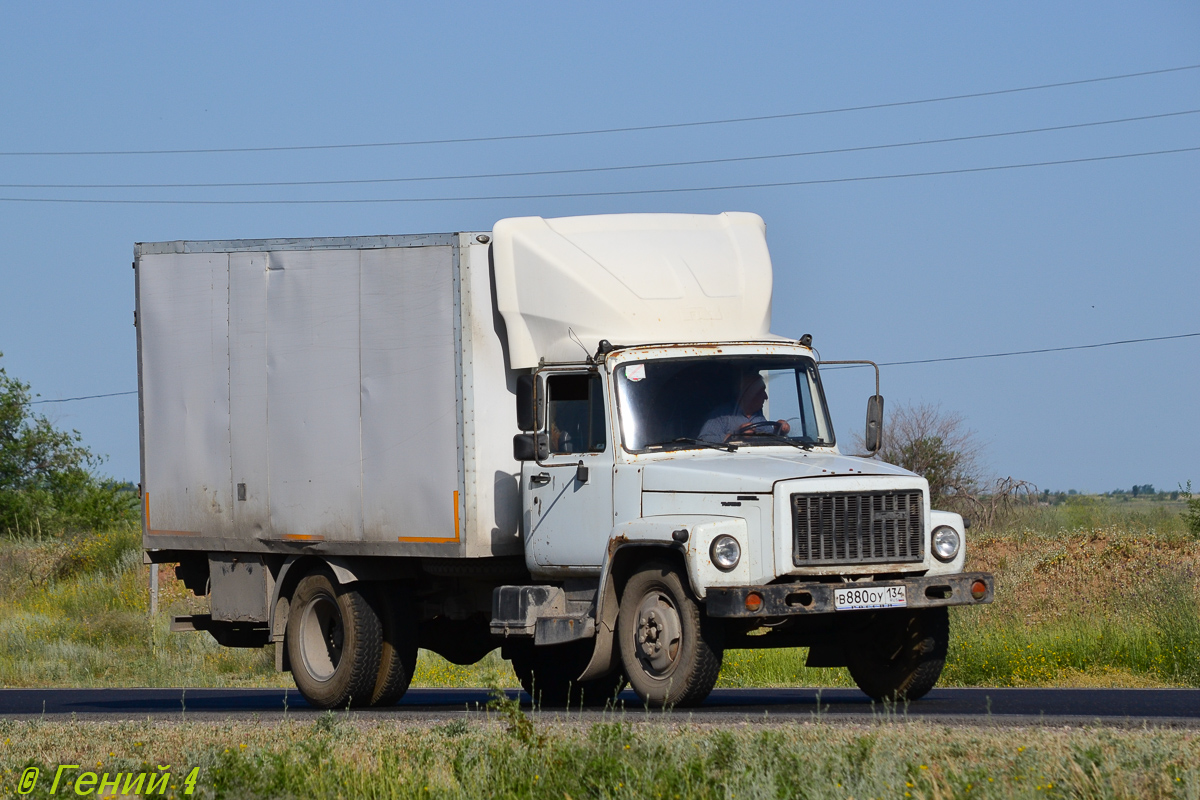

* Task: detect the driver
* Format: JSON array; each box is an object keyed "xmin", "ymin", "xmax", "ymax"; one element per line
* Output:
[{"xmin": 698, "ymin": 372, "xmax": 791, "ymax": 442}]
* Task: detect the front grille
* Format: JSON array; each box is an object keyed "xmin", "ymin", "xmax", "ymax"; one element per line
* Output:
[{"xmin": 792, "ymin": 490, "xmax": 924, "ymax": 566}]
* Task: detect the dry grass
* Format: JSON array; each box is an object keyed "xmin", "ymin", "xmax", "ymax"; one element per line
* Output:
[{"xmin": 966, "ymin": 527, "xmax": 1200, "ymax": 625}]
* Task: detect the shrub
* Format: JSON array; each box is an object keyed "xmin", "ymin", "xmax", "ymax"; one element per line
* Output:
[{"xmin": 1181, "ymin": 482, "xmax": 1200, "ymax": 537}]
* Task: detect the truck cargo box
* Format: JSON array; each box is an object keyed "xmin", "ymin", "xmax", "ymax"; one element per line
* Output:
[{"xmin": 135, "ymin": 232, "xmax": 520, "ymax": 557}]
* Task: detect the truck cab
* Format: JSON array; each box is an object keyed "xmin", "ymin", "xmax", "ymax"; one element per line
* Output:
[{"xmin": 499, "ymin": 340, "xmax": 990, "ymax": 706}]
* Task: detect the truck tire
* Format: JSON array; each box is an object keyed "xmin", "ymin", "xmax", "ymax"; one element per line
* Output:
[
  {"xmin": 845, "ymin": 607, "xmax": 949, "ymax": 702},
  {"xmin": 286, "ymin": 571, "xmax": 383, "ymax": 710},
  {"xmin": 509, "ymin": 640, "xmax": 626, "ymax": 708},
  {"xmin": 370, "ymin": 589, "xmax": 418, "ymax": 707},
  {"xmin": 617, "ymin": 561, "xmax": 723, "ymax": 708}
]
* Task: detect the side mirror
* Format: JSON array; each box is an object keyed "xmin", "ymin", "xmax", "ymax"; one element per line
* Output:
[
  {"xmin": 865, "ymin": 395, "xmax": 884, "ymax": 454},
  {"xmin": 513, "ymin": 432, "xmax": 550, "ymax": 462}
]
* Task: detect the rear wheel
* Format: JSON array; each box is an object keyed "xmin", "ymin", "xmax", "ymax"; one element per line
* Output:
[
  {"xmin": 509, "ymin": 640, "xmax": 626, "ymax": 708},
  {"xmin": 286, "ymin": 571, "xmax": 383, "ymax": 709},
  {"xmin": 845, "ymin": 607, "xmax": 948, "ymax": 702},
  {"xmin": 369, "ymin": 588, "xmax": 418, "ymax": 707},
  {"xmin": 617, "ymin": 561, "xmax": 722, "ymax": 707}
]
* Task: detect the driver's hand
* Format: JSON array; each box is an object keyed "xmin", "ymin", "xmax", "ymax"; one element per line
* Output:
[
  {"xmin": 778, "ymin": 420, "xmax": 791, "ymax": 435},
  {"xmin": 733, "ymin": 421, "xmax": 757, "ymax": 437}
]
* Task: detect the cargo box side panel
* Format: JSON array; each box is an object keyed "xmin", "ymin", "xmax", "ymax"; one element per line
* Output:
[
  {"xmin": 459, "ymin": 239, "xmax": 522, "ymax": 557},
  {"xmin": 140, "ymin": 253, "xmax": 234, "ymax": 539},
  {"xmin": 266, "ymin": 250, "xmax": 363, "ymax": 541},
  {"xmin": 229, "ymin": 253, "xmax": 270, "ymax": 537},
  {"xmin": 360, "ymin": 246, "xmax": 461, "ymax": 545}
]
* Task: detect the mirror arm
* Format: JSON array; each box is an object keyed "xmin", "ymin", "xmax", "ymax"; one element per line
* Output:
[
  {"xmin": 816, "ymin": 359, "xmax": 880, "ymax": 397},
  {"xmin": 819, "ymin": 360, "xmax": 884, "ymax": 456}
]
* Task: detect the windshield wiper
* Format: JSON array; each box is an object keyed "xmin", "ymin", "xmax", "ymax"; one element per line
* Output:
[
  {"xmin": 646, "ymin": 437, "xmax": 738, "ymax": 453},
  {"xmin": 728, "ymin": 431, "xmax": 814, "ymax": 451}
]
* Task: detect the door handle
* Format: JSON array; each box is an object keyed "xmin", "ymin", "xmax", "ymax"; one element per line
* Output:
[{"xmin": 530, "ymin": 472, "xmax": 551, "ymax": 487}]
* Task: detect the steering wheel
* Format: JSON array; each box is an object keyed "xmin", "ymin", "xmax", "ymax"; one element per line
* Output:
[{"xmin": 735, "ymin": 419, "xmax": 784, "ymax": 436}]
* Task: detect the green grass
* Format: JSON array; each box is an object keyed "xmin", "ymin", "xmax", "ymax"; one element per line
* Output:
[
  {"xmin": 2, "ymin": 716, "xmax": 1199, "ymax": 799},
  {"xmin": 991, "ymin": 494, "xmax": 1192, "ymax": 538},
  {"xmin": 413, "ymin": 649, "xmax": 520, "ymax": 689},
  {"xmin": 2, "ymin": 496, "xmax": 1200, "ymax": 690}
]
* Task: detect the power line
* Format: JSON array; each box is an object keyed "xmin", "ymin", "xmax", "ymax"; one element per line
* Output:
[
  {"xmin": 5, "ymin": 108, "xmax": 1196, "ymax": 190},
  {"xmin": 880, "ymin": 332, "xmax": 1200, "ymax": 366},
  {"xmin": 28, "ymin": 333, "xmax": 1200, "ymax": 404},
  {"xmin": 1, "ymin": 145, "xmax": 1196, "ymax": 205},
  {"xmin": 29, "ymin": 390, "xmax": 137, "ymax": 405},
  {"xmin": 3, "ymin": 63, "xmax": 1198, "ymax": 157},
  {"xmin": 819, "ymin": 332, "xmax": 1200, "ymax": 371}
]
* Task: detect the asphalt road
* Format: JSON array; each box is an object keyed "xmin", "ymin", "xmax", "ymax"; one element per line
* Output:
[{"xmin": 3, "ymin": 687, "xmax": 1200, "ymax": 725}]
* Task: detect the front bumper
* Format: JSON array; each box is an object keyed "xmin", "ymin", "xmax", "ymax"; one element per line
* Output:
[{"xmin": 705, "ymin": 571, "xmax": 994, "ymax": 618}]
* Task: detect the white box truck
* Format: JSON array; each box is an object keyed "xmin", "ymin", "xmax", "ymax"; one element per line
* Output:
[{"xmin": 137, "ymin": 212, "xmax": 993, "ymax": 709}]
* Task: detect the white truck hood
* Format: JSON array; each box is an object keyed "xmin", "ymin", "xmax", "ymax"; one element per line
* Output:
[{"xmin": 641, "ymin": 451, "xmax": 916, "ymax": 494}]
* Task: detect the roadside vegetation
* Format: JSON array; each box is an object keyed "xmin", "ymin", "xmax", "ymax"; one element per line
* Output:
[
  {"xmin": 4, "ymin": 496, "xmax": 1198, "ymax": 691},
  {"xmin": 3, "ymin": 715, "xmax": 1200, "ymax": 799}
]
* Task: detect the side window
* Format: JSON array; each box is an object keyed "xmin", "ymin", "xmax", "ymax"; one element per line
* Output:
[{"xmin": 545, "ymin": 373, "xmax": 606, "ymax": 455}]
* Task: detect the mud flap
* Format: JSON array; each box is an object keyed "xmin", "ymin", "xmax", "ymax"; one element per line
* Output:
[{"xmin": 576, "ymin": 568, "xmax": 621, "ymax": 682}]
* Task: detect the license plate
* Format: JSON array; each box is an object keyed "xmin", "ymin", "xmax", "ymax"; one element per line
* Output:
[{"xmin": 834, "ymin": 585, "xmax": 907, "ymax": 610}]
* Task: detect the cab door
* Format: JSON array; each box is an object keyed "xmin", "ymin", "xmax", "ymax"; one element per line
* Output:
[{"xmin": 522, "ymin": 369, "xmax": 614, "ymax": 568}]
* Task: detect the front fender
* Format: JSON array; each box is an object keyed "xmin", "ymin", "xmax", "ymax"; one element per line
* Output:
[{"xmin": 607, "ymin": 515, "xmax": 752, "ymax": 599}]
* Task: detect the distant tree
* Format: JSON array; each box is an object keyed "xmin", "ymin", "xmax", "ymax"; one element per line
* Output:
[{"xmin": 0, "ymin": 352, "xmax": 136, "ymax": 534}]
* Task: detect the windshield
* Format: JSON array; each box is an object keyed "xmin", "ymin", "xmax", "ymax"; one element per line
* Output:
[{"xmin": 614, "ymin": 354, "xmax": 834, "ymax": 451}]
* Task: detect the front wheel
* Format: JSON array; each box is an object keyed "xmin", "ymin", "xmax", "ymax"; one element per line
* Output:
[
  {"xmin": 617, "ymin": 561, "xmax": 723, "ymax": 707},
  {"xmin": 844, "ymin": 607, "xmax": 948, "ymax": 702},
  {"xmin": 286, "ymin": 571, "xmax": 383, "ymax": 709}
]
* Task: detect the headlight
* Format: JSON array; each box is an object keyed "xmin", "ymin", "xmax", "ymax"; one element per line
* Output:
[
  {"xmin": 932, "ymin": 526, "xmax": 961, "ymax": 562},
  {"xmin": 710, "ymin": 535, "xmax": 741, "ymax": 571}
]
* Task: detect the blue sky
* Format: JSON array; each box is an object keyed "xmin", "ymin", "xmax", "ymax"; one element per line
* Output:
[{"xmin": 0, "ymin": 2, "xmax": 1196, "ymax": 492}]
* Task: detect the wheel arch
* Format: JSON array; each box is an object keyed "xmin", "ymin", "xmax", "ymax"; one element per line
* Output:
[
  {"xmin": 269, "ymin": 555, "xmax": 337, "ymax": 670},
  {"xmin": 576, "ymin": 541, "xmax": 686, "ymax": 683}
]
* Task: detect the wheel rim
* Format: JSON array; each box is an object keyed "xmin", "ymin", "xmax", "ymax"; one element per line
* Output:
[
  {"xmin": 633, "ymin": 590, "xmax": 682, "ymax": 677},
  {"xmin": 298, "ymin": 593, "xmax": 343, "ymax": 682}
]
